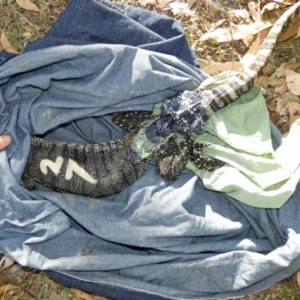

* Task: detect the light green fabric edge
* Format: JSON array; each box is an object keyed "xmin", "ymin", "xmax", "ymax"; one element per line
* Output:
[{"xmin": 184, "ymin": 85, "xmax": 300, "ymax": 208}]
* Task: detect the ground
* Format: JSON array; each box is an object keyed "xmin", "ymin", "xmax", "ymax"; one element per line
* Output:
[{"xmin": 0, "ymin": 0, "xmax": 300, "ymax": 299}]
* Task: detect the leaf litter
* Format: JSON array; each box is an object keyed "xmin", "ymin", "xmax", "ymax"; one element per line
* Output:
[
  {"xmin": 16, "ymin": 0, "xmax": 40, "ymax": 12},
  {"xmin": 0, "ymin": 0, "xmax": 300, "ymax": 299}
]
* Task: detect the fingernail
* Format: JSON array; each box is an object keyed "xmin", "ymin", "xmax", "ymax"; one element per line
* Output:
[{"xmin": 2, "ymin": 135, "xmax": 12, "ymax": 143}]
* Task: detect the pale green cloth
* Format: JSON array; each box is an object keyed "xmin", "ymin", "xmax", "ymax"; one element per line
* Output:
[{"xmin": 186, "ymin": 84, "xmax": 300, "ymax": 208}]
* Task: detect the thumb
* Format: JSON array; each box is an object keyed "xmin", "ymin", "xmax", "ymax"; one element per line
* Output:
[{"xmin": 0, "ymin": 135, "xmax": 12, "ymax": 151}]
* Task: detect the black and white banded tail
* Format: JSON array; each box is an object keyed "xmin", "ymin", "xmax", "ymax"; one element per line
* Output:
[{"xmin": 22, "ymin": 132, "xmax": 151, "ymax": 198}]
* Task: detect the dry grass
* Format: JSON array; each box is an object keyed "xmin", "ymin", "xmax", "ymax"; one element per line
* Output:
[
  {"xmin": 0, "ymin": 0, "xmax": 299, "ymax": 299},
  {"xmin": 0, "ymin": 0, "xmax": 70, "ymax": 52},
  {"xmin": 0, "ymin": 263, "xmax": 73, "ymax": 299}
]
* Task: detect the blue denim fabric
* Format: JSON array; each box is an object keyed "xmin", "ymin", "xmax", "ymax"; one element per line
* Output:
[
  {"xmin": 0, "ymin": 0, "xmax": 300, "ymax": 299},
  {"xmin": 24, "ymin": 0, "xmax": 199, "ymax": 68},
  {"xmin": 0, "ymin": 52, "xmax": 18, "ymax": 66}
]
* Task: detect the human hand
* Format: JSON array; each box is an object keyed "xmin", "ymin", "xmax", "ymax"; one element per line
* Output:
[{"xmin": 0, "ymin": 135, "xmax": 12, "ymax": 151}]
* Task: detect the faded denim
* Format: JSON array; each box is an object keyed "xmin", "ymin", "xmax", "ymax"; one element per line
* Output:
[{"xmin": 0, "ymin": 0, "xmax": 299, "ymax": 299}]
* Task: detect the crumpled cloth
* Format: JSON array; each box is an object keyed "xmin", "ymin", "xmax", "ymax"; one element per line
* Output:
[
  {"xmin": 0, "ymin": 1, "xmax": 300, "ymax": 300},
  {"xmin": 188, "ymin": 80, "xmax": 300, "ymax": 208}
]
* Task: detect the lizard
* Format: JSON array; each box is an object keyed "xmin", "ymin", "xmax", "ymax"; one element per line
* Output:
[
  {"xmin": 21, "ymin": 1, "xmax": 300, "ymax": 196},
  {"xmin": 22, "ymin": 111, "xmax": 223, "ymax": 196}
]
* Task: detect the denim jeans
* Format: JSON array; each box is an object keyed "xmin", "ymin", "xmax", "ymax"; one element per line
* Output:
[{"xmin": 0, "ymin": 1, "xmax": 299, "ymax": 299}]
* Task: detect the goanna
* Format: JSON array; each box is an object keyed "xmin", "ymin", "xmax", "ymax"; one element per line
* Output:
[
  {"xmin": 21, "ymin": 2, "xmax": 300, "ymax": 196},
  {"xmin": 22, "ymin": 111, "xmax": 223, "ymax": 197}
]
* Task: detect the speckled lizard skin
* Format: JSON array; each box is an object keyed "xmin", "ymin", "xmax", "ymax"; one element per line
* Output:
[
  {"xmin": 22, "ymin": 131, "xmax": 151, "ymax": 198},
  {"xmin": 111, "ymin": 111, "xmax": 225, "ymax": 181}
]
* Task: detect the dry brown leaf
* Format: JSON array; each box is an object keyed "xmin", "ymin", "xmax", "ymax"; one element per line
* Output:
[
  {"xmin": 267, "ymin": 95, "xmax": 283, "ymax": 128},
  {"xmin": 213, "ymin": 19, "xmax": 227, "ymax": 29},
  {"xmin": 296, "ymin": 271, "xmax": 300, "ymax": 288},
  {"xmin": 267, "ymin": 76, "xmax": 285, "ymax": 87},
  {"xmin": 16, "ymin": 0, "xmax": 39, "ymax": 11},
  {"xmin": 271, "ymin": 0, "xmax": 293, "ymax": 5},
  {"xmin": 297, "ymin": 26, "xmax": 300, "ymax": 38},
  {"xmin": 71, "ymin": 288, "xmax": 107, "ymax": 300},
  {"xmin": 0, "ymin": 284, "xmax": 19, "ymax": 295},
  {"xmin": 203, "ymin": 62, "xmax": 244, "ymax": 76},
  {"xmin": 242, "ymin": 35, "xmax": 255, "ymax": 47},
  {"xmin": 289, "ymin": 62, "xmax": 300, "ymax": 71},
  {"xmin": 274, "ymin": 83, "xmax": 289, "ymax": 93},
  {"xmin": 285, "ymin": 69, "xmax": 300, "ymax": 95},
  {"xmin": 138, "ymin": 0, "xmax": 156, "ymax": 6},
  {"xmin": 179, "ymin": 0, "xmax": 197, "ymax": 8},
  {"xmin": 288, "ymin": 100, "xmax": 300, "ymax": 127},
  {"xmin": 247, "ymin": 1, "xmax": 260, "ymax": 21},
  {"xmin": 0, "ymin": 255, "xmax": 14, "ymax": 271},
  {"xmin": 275, "ymin": 96, "xmax": 289, "ymax": 119},
  {"xmin": 199, "ymin": 21, "xmax": 272, "ymax": 43},
  {"xmin": 241, "ymin": 27, "xmax": 270, "ymax": 65},
  {"xmin": 0, "ymin": 31, "xmax": 19, "ymax": 53},
  {"xmin": 198, "ymin": 58, "xmax": 211, "ymax": 69},
  {"xmin": 261, "ymin": 2, "xmax": 280, "ymax": 14},
  {"xmin": 256, "ymin": 75, "xmax": 271, "ymax": 87},
  {"xmin": 278, "ymin": 15, "xmax": 300, "ymax": 42},
  {"xmin": 228, "ymin": 9, "xmax": 250, "ymax": 23},
  {"xmin": 168, "ymin": 2, "xmax": 197, "ymax": 18},
  {"xmin": 268, "ymin": 59, "xmax": 297, "ymax": 85}
]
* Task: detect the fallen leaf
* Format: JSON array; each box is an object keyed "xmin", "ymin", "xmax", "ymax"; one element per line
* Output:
[
  {"xmin": 213, "ymin": 19, "xmax": 227, "ymax": 29},
  {"xmin": 247, "ymin": 2, "xmax": 260, "ymax": 21},
  {"xmin": 274, "ymin": 83, "xmax": 289, "ymax": 94},
  {"xmin": 138, "ymin": 0, "xmax": 156, "ymax": 6},
  {"xmin": 231, "ymin": 9, "xmax": 250, "ymax": 19},
  {"xmin": 241, "ymin": 27, "xmax": 270, "ymax": 65},
  {"xmin": 199, "ymin": 21, "xmax": 272, "ymax": 43},
  {"xmin": 267, "ymin": 97, "xmax": 282, "ymax": 126},
  {"xmin": 0, "ymin": 255, "xmax": 14, "ymax": 271},
  {"xmin": 228, "ymin": 9, "xmax": 250, "ymax": 23},
  {"xmin": 179, "ymin": 0, "xmax": 197, "ymax": 8},
  {"xmin": 268, "ymin": 59, "xmax": 297, "ymax": 83},
  {"xmin": 168, "ymin": 2, "xmax": 197, "ymax": 18},
  {"xmin": 198, "ymin": 58, "xmax": 213, "ymax": 69},
  {"xmin": 261, "ymin": 2, "xmax": 279, "ymax": 14},
  {"xmin": 296, "ymin": 271, "xmax": 300, "ymax": 288},
  {"xmin": 267, "ymin": 76, "xmax": 285, "ymax": 88},
  {"xmin": 278, "ymin": 15, "xmax": 300, "ymax": 41},
  {"xmin": 0, "ymin": 284, "xmax": 19, "ymax": 295},
  {"xmin": 71, "ymin": 288, "xmax": 107, "ymax": 300},
  {"xmin": 263, "ymin": 59, "xmax": 276, "ymax": 76},
  {"xmin": 257, "ymin": 75, "xmax": 272, "ymax": 87},
  {"xmin": 289, "ymin": 62, "xmax": 300, "ymax": 71},
  {"xmin": 288, "ymin": 100, "xmax": 300, "ymax": 127},
  {"xmin": 203, "ymin": 62, "xmax": 244, "ymax": 76},
  {"xmin": 271, "ymin": 0, "xmax": 291, "ymax": 3},
  {"xmin": 0, "ymin": 31, "xmax": 19, "ymax": 53},
  {"xmin": 297, "ymin": 26, "xmax": 300, "ymax": 38},
  {"xmin": 285, "ymin": 69, "xmax": 300, "ymax": 95},
  {"xmin": 275, "ymin": 96, "xmax": 289, "ymax": 120},
  {"xmin": 16, "ymin": 0, "xmax": 39, "ymax": 11}
]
